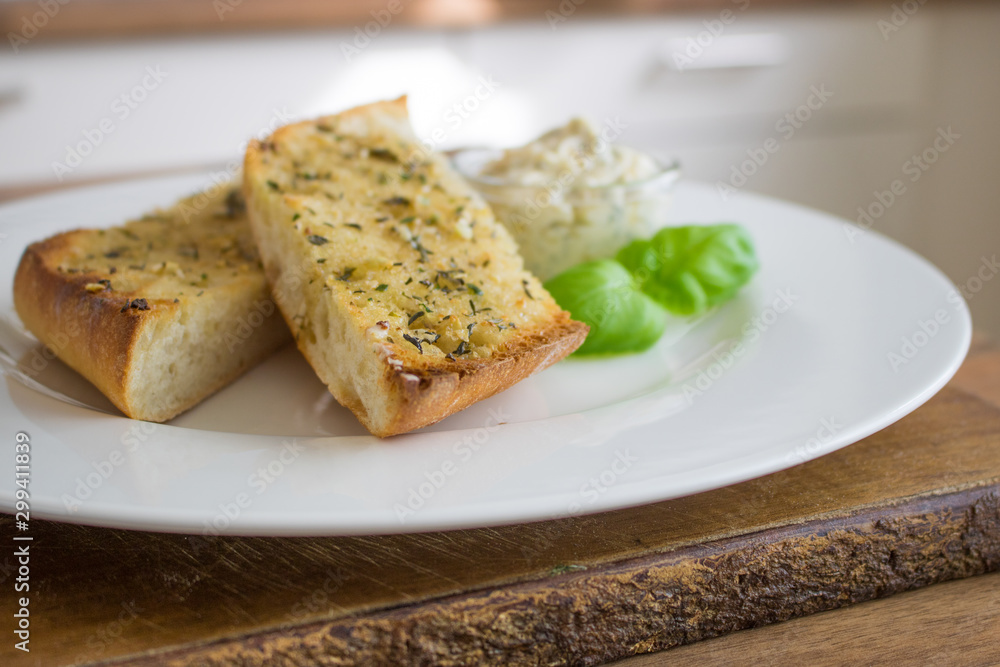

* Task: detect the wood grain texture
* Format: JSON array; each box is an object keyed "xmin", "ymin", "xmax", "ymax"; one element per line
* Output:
[
  {"xmin": 1, "ymin": 380, "xmax": 999, "ymax": 666},
  {"xmin": 621, "ymin": 570, "xmax": 1000, "ymax": 666}
]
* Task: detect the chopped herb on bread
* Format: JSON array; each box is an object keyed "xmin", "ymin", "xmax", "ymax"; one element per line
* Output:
[
  {"xmin": 243, "ymin": 97, "xmax": 587, "ymax": 436},
  {"xmin": 13, "ymin": 186, "xmax": 291, "ymax": 422}
]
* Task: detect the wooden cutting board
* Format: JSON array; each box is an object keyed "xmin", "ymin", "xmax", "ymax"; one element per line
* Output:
[{"xmin": 3, "ymin": 343, "xmax": 1000, "ymax": 666}]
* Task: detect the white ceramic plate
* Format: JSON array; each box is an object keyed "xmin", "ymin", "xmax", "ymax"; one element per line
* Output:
[{"xmin": 0, "ymin": 173, "xmax": 971, "ymax": 535}]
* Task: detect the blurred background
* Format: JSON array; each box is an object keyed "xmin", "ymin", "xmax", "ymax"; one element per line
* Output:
[{"xmin": 1, "ymin": 0, "xmax": 998, "ymax": 337}]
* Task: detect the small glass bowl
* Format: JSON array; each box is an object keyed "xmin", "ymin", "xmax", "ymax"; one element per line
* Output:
[{"xmin": 451, "ymin": 147, "xmax": 681, "ymax": 281}]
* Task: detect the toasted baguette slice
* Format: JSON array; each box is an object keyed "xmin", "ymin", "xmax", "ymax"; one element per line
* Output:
[
  {"xmin": 243, "ymin": 97, "xmax": 587, "ymax": 437},
  {"xmin": 13, "ymin": 185, "xmax": 291, "ymax": 422}
]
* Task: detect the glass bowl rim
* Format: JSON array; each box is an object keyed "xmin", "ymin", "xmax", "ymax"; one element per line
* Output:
[{"xmin": 448, "ymin": 146, "xmax": 682, "ymax": 193}]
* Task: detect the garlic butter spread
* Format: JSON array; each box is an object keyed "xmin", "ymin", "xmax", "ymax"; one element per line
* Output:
[
  {"xmin": 474, "ymin": 118, "xmax": 672, "ymax": 280},
  {"xmin": 481, "ymin": 118, "xmax": 660, "ymax": 188},
  {"xmin": 249, "ymin": 116, "xmax": 559, "ymax": 362}
]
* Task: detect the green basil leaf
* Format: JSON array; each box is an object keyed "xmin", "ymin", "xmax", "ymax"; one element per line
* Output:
[
  {"xmin": 544, "ymin": 259, "xmax": 667, "ymax": 356},
  {"xmin": 617, "ymin": 224, "xmax": 758, "ymax": 316}
]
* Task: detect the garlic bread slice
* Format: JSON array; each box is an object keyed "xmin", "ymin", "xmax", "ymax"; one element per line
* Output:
[
  {"xmin": 13, "ymin": 186, "xmax": 291, "ymax": 422},
  {"xmin": 243, "ymin": 97, "xmax": 587, "ymax": 437}
]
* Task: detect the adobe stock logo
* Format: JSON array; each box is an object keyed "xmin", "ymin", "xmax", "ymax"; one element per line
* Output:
[
  {"xmin": 338, "ymin": 0, "xmax": 416, "ymax": 62},
  {"xmin": 682, "ymin": 288, "xmax": 798, "ymax": 404},
  {"xmin": 7, "ymin": 0, "xmax": 71, "ymax": 53},
  {"xmin": 785, "ymin": 416, "xmax": 845, "ymax": 464},
  {"xmin": 394, "ymin": 408, "xmax": 509, "ymax": 523},
  {"xmin": 886, "ymin": 309, "xmax": 951, "ymax": 373},
  {"xmin": 51, "ymin": 66, "xmax": 169, "ymax": 181},
  {"xmin": 716, "ymin": 85, "xmax": 833, "ymax": 201},
  {"xmin": 845, "ymin": 126, "xmax": 959, "ymax": 244},
  {"xmin": 670, "ymin": 0, "xmax": 751, "ymax": 71},
  {"xmin": 878, "ymin": 0, "xmax": 928, "ymax": 40}
]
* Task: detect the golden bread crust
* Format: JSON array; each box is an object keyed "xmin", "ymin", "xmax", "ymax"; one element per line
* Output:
[
  {"xmin": 374, "ymin": 316, "xmax": 587, "ymax": 437},
  {"xmin": 15, "ymin": 233, "xmax": 166, "ymax": 418},
  {"xmin": 12, "ymin": 188, "xmax": 290, "ymax": 422}
]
